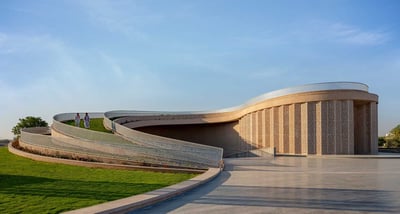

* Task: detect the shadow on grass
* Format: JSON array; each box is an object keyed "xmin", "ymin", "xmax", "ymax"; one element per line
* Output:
[{"xmin": 0, "ymin": 174, "xmax": 165, "ymax": 201}]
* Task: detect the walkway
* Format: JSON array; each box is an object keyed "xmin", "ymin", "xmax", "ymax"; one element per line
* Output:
[{"xmin": 132, "ymin": 156, "xmax": 400, "ymax": 213}]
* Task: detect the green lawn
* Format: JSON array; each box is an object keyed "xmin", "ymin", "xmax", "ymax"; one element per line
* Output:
[
  {"xmin": 64, "ymin": 118, "xmax": 112, "ymax": 133},
  {"xmin": 0, "ymin": 148, "xmax": 195, "ymax": 213}
]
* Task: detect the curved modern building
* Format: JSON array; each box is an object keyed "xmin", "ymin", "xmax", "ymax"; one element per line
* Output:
[{"xmin": 14, "ymin": 82, "xmax": 379, "ymax": 170}]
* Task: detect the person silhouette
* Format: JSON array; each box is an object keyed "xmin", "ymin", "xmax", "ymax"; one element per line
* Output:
[
  {"xmin": 84, "ymin": 113, "xmax": 90, "ymax": 128},
  {"xmin": 75, "ymin": 113, "xmax": 80, "ymax": 127}
]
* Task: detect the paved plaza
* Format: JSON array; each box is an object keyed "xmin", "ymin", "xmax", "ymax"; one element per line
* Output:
[{"xmin": 133, "ymin": 156, "xmax": 400, "ymax": 213}]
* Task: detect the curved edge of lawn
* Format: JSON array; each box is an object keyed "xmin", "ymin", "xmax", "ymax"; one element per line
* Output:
[
  {"xmin": 0, "ymin": 146, "xmax": 198, "ymax": 213},
  {"xmin": 63, "ymin": 167, "xmax": 222, "ymax": 214}
]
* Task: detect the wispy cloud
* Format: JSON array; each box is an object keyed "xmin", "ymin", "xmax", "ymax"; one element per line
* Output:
[
  {"xmin": 0, "ymin": 32, "xmax": 89, "ymax": 139},
  {"xmin": 249, "ymin": 67, "xmax": 290, "ymax": 79},
  {"xmin": 329, "ymin": 23, "xmax": 389, "ymax": 45},
  {"xmin": 0, "ymin": 33, "xmax": 66, "ymax": 55},
  {"xmin": 98, "ymin": 52, "xmax": 124, "ymax": 78},
  {"xmin": 0, "ymin": 33, "xmax": 8, "ymax": 53},
  {"xmin": 11, "ymin": 7, "xmax": 42, "ymax": 16},
  {"xmin": 232, "ymin": 34, "xmax": 290, "ymax": 47},
  {"xmin": 231, "ymin": 21, "xmax": 390, "ymax": 48},
  {"xmin": 0, "ymin": 32, "xmax": 91, "ymax": 97},
  {"xmin": 78, "ymin": 0, "xmax": 163, "ymax": 40}
]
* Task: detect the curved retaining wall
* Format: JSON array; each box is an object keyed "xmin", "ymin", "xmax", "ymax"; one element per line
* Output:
[
  {"xmin": 103, "ymin": 114, "xmax": 223, "ymax": 167},
  {"xmin": 105, "ymin": 82, "xmax": 378, "ymax": 156},
  {"xmin": 18, "ymin": 114, "xmax": 227, "ymax": 169},
  {"xmin": 11, "ymin": 137, "xmax": 204, "ymax": 174},
  {"xmin": 53, "ymin": 114, "xmax": 222, "ymax": 168},
  {"xmin": 19, "ymin": 124, "xmax": 221, "ymax": 169}
]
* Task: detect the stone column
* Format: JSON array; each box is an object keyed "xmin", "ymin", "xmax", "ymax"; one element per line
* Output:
[
  {"xmin": 273, "ymin": 107, "xmax": 280, "ymax": 153},
  {"xmin": 283, "ymin": 105, "xmax": 290, "ymax": 154},
  {"xmin": 316, "ymin": 101, "xmax": 328, "ymax": 155},
  {"xmin": 337, "ymin": 100, "xmax": 354, "ymax": 154},
  {"xmin": 261, "ymin": 109, "xmax": 266, "ymax": 148},
  {"xmin": 347, "ymin": 100, "xmax": 354, "ymax": 154},
  {"xmin": 354, "ymin": 103, "xmax": 370, "ymax": 154},
  {"xmin": 246, "ymin": 114, "xmax": 250, "ymax": 150},
  {"xmin": 257, "ymin": 110, "xmax": 263, "ymax": 148},
  {"xmin": 279, "ymin": 106, "xmax": 284, "ymax": 153},
  {"xmin": 269, "ymin": 107, "xmax": 275, "ymax": 151},
  {"xmin": 294, "ymin": 103, "xmax": 302, "ymax": 154},
  {"xmin": 335, "ymin": 100, "xmax": 343, "ymax": 154},
  {"xmin": 251, "ymin": 112, "xmax": 256, "ymax": 147},
  {"xmin": 370, "ymin": 102, "xmax": 378, "ymax": 155},
  {"xmin": 238, "ymin": 117, "xmax": 243, "ymax": 153},
  {"xmin": 257, "ymin": 111, "xmax": 261, "ymax": 147},
  {"xmin": 265, "ymin": 108, "xmax": 271, "ymax": 149},
  {"xmin": 307, "ymin": 102, "xmax": 317, "ymax": 155},
  {"xmin": 301, "ymin": 102, "xmax": 309, "ymax": 155},
  {"xmin": 289, "ymin": 104, "xmax": 295, "ymax": 154},
  {"xmin": 327, "ymin": 100, "xmax": 336, "ymax": 154},
  {"xmin": 241, "ymin": 115, "xmax": 247, "ymax": 150},
  {"xmin": 289, "ymin": 104, "xmax": 301, "ymax": 154}
]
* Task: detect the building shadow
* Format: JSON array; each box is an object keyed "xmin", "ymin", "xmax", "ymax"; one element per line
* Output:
[
  {"xmin": 0, "ymin": 174, "xmax": 166, "ymax": 201},
  {"xmin": 190, "ymin": 185, "xmax": 397, "ymax": 213}
]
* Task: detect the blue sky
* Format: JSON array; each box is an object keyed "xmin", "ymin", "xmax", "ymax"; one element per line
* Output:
[{"xmin": 1, "ymin": 0, "xmax": 400, "ymax": 139}]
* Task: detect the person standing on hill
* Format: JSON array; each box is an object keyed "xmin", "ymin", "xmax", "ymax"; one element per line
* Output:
[
  {"xmin": 84, "ymin": 113, "xmax": 90, "ymax": 128},
  {"xmin": 75, "ymin": 113, "xmax": 81, "ymax": 127}
]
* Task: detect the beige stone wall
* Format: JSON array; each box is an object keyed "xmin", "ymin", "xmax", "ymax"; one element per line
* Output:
[
  {"xmin": 118, "ymin": 89, "xmax": 378, "ymax": 156},
  {"xmin": 135, "ymin": 100, "xmax": 378, "ymax": 156},
  {"xmin": 234, "ymin": 98, "xmax": 377, "ymax": 155}
]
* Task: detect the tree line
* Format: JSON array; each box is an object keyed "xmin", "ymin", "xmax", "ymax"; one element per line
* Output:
[{"xmin": 379, "ymin": 124, "xmax": 400, "ymax": 148}]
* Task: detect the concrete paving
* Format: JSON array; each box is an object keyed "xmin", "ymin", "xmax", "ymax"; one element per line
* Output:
[{"xmin": 132, "ymin": 156, "xmax": 400, "ymax": 213}]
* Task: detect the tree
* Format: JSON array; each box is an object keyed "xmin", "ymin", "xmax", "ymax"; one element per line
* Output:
[
  {"xmin": 378, "ymin": 136, "xmax": 386, "ymax": 147},
  {"xmin": 12, "ymin": 116, "xmax": 48, "ymax": 136},
  {"xmin": 389, "ymin": 124, "xmax": 400, "ymax": 141},
  {"xmin": 382, "ymin": 124, "xmax": 400, "ymax": 148}
]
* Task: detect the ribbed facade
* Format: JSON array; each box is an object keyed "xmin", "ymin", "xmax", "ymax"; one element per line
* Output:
[{"xmin": 237, "ymin": 100, "xmax": 377, "ymax": 155}]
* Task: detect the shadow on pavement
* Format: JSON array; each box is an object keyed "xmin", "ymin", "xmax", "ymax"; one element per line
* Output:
[
  {"xmin": 190, "ymin": 185, "xmax": 396, "ymax": 213},
  {"xmin": 131, "ymin": 170, "xmax": 231, "ymax": 214}
]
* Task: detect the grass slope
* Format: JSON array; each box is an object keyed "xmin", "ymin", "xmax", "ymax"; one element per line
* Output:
[
  {"xmin": 0, "ymin": 148, "xmax": 195, "ymax": 213},
  {"xmin": 64, "ymin": 118, "xmax": 112, "ymax": 133}
]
